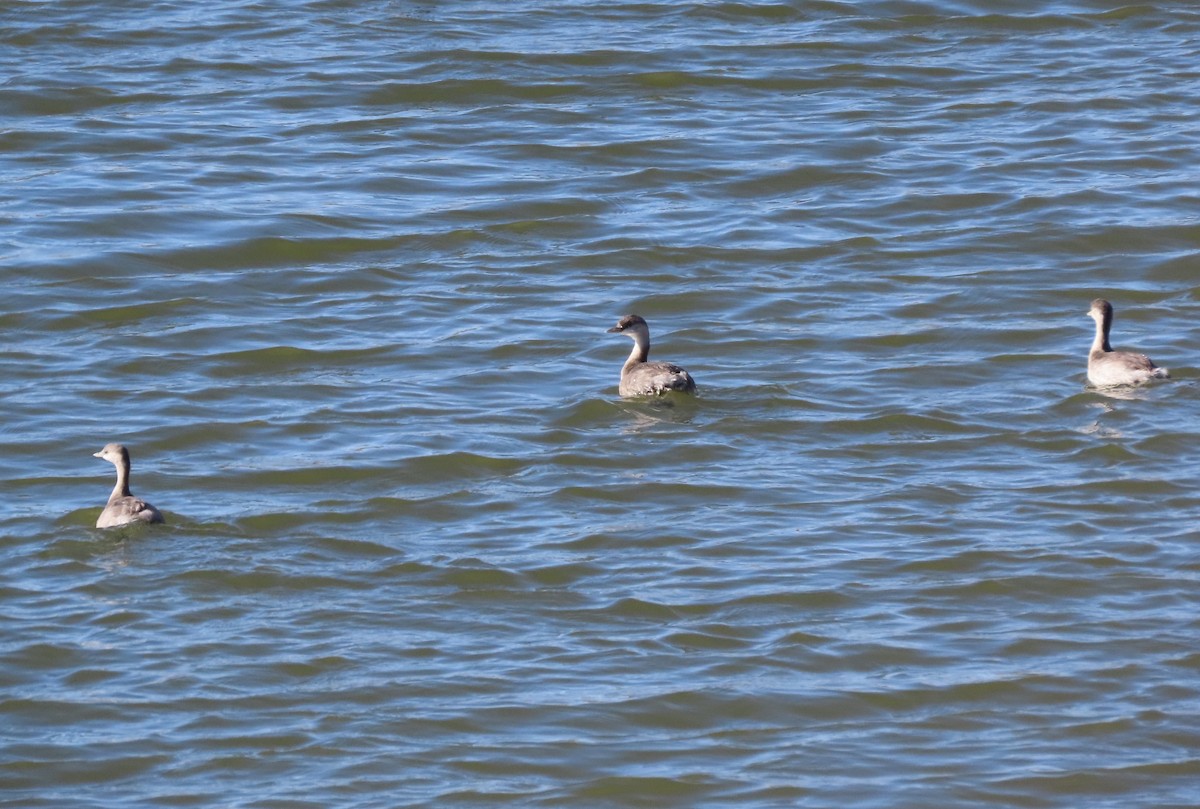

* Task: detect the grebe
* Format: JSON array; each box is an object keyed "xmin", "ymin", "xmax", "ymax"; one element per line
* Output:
[
  {"xmin": 93, "ymin": 443, "xmax": 164, "ymax": 528},
  {"xmin": 1086, "ymin": 298, "xmax": 1169, "ymax": 387},
  {"xmin": 606, "ymin": 314, "xmax": 696, "ymax": 397}
]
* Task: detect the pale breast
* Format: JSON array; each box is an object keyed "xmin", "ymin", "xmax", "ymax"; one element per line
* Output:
[
  {"xmin": 97, "ymin": 496, "xmax": 164, "ymax": 529},
  {"xmin": 620, "ymin": 361, "xmax": 696, "ymax": 397},
  {"xmin": 1087, "ymin": 350, "xmax": 1168, "ymax": 387}
]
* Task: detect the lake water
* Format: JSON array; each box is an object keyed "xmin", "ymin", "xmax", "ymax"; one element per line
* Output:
[{"xmin": 3, "ymin": 1, "xmax": 1200, "ymax": 806}]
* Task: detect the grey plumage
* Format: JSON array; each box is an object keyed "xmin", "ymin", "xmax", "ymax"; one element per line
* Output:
[
  {"xmin": 94, "ymin": 443, "xmax": 164, "ymax": 528},
  {"xmin": 1086, "ymin": 298, "xmax": 1169, "ymax": 387},
  {"xmin": 606, "ymin": 314, "xmax": 696, "ymax": 397}
]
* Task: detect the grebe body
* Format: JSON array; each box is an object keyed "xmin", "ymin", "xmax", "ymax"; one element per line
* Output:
[
  {"xmin": 1086, "ymin": 298, "xmax": 1169, "ymax": 387},
  {"xmin": 607, "ymin": 314, "xmax": 696, "ymax": 397},
  {"xmin": 94, "ymin": 443, "xmax": 164, "ymax": 528}
]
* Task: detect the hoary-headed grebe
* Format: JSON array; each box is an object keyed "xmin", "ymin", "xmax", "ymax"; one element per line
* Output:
[
  {"xmin": 607, "ymin": 314, "xmax": 696, "ymax": 397},
  {"xmin": 93, "ymin": 443, "xmax": 164, "ymax": 528},
  {"xmin": 1086, "ymin": 298, "xmax": 1169, "ymax": 387}
]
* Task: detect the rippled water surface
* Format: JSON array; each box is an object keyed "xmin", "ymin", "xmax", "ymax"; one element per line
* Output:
[{"xmin": 4, "ymin": 1, "xmax": 1200, "ymax": 806}]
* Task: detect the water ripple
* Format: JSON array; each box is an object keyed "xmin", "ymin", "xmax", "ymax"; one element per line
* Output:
[{"xmin": 3, "ymin": 1, "xmax": 1200, "ymax": 807}]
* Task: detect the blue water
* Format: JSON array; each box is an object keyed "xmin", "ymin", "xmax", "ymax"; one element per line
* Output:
[{"xmin": 3, "ymin": 2, "xmax": 1200, "ymax": 807}]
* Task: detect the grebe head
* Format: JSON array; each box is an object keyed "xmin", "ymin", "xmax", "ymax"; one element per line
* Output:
[
  {"xmin": 607, "ymin": 314, "xmax": 649, "ymax": 337},
  {"xmin": 1088, "ymin": 298, "xmax": 1113, "ymax": 325},
  {"xmin": 93, "ymin": 443, "xmax": 130, "ymax": 467}
]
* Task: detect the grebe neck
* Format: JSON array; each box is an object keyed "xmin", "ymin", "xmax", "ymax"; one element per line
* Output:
[
  {"xmin": 1092, "ymin": 311, "xmax": 1113, "ymax": 354},
  {"xmin": 110, "ymin": 458, "xmax": 131, "ymax": 502},
  {"xmin": 624, "ymin": 332, "xmax": 649, "ymax": 368}
]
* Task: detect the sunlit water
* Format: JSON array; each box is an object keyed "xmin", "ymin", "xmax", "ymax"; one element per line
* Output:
[{"xmin": 3, "ymin": 1, "xmax": 1199, "ymax": 806}]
